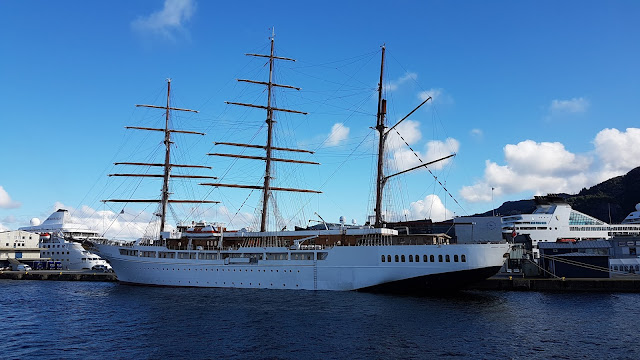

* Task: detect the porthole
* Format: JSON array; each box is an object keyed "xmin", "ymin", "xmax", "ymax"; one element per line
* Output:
[
  {"xmin": 415, "ymin": 254, "xmax": 419, "ymax": 263},
  {"xmin": 424, "ymin": 255, "xmax": 428, "ymax": 262},
  {"xmin": 395, "ymin": 255, "xmax": 399, "ymax": 262},
  {"xmin": 445, "ymin": 255, "xmax": 450, "ymax": 262},
  {"xmin": 381, "ymin": 255, "xmax": 386, "ymax": 262},
  {"xmin": 461, "ymin": 255, "xmax": 466, "ymax": 262},
  {"xmin": 438, "ymin": 255, "xmax": 443, "ymax": 262},
  {"xmin": 387, "ymin": 255, "xmax": 391, "ymax": 262},
  {"xmin": 408, "ymin": 255, "xmax": 413, "ymax": 262},
  {"xmin": 401, "ymin": 255, "xmax": 406, "ymax": 262},
  {"xmin": 454, "ymin": 255, "xmax": 459, "ymax": 262}
]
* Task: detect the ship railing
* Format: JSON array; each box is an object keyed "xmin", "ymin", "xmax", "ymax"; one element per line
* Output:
[{"xmin": 89, "ymin": 238, "xmax": 137, "ymax": 247}]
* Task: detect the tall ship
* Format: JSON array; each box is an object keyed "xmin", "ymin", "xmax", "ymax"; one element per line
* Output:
[
  {"xmin": 91, "ymin": 38, "xmax": 509, "ymax": 292},
  {"xmin": 19, "ymin": 209, "xmax": 112, "ymax": 270}
]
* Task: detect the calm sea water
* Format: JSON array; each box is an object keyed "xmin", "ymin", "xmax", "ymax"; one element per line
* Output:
[{"xmin": 1, "ymin": 280, "xmax": 638, "ymax": 359}]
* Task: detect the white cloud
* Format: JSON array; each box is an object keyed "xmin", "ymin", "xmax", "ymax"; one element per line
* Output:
[
  {"xmin": 0, "ymin": 223, "xmax": 8, "ymax": 231},
  {"xmin": 392, "ymin": 138, "xmax": 459, "ymax": 172},
  {"xmin": 405, "ymin": 194, "xmax": 453, "ymax": 222},
  {"xmin": 50, "ymin": 202, "xmax": 156, "ymax": 240},
  {"xmin": 385, "ymin": 119, "xmax": 457, "ymax": 172},
  {"xmin": 384, "ymin": 72, "xmax": 417, "ymax": 92},
  {"xmin": 0, "ymin": 186, "xmax": 20, "ymax": 209},
  {"xmin": 132, "ymin": 0, "xmax": 196, "ymax": 39},
  {"xmin": 503, "ymin": 140, "xmax": 591, "ymax": 176},
  {"xmin": 470, "ymin": 129, "xmax": 483, "ymax": 138},
  {"xmin": 460, "ymin": 129, "xmax": 640, "ymax": 203},
  {"xmin": 418, "ymin": 88, "xmax": 452, "ymax": 105},
  {"xmin": 194, "ymin": 205, "xmax": 257, "ymax": 231},
  {"xmin": 386, "ymin": 119, "xmax": 422, "ymax": 149},
  {"xmin": 594, "ymin": 127, "xmax": 640, "ymax": 181},
  {"xmin": 550, "ymin": 97, "xmax": 589, "ymax": 114},
  {"xmin": 325, "ymin": 123, "xmax": 350, "ymax": 147}
]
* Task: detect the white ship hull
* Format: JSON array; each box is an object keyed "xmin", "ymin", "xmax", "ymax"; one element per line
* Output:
[{"xmin": 95, "ymin": 242, "xmax": 509, "ymax": 292}]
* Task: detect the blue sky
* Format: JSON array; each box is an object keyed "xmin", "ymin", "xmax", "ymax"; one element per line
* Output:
[{"xmin": 1, "ymin": 1, "xmax": 639, "ymax": 238}]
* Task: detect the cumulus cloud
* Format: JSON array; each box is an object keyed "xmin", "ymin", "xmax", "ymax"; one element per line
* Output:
[
  {"xmin": 385, "ymin": 119, "xmax": 457, "ymax": 172},
  {"xmin": 0, "ymin": 186, "xmax": 20, "ymax": 209},
  {"xmin": 392, "ymin": 138, "xmax": 459, "ymax": 172},
  {"xmin": 387, "ymin": 120, "xmax": 422, "ymax": 149},
  {"xmin": 384, "ymin": 72, "xmax": 417, "ymax": 92},
  {"xmin": 132, "ymin": 0, "xmax": 196, "ymax": 39},
  {"xmin": 550, "ymin": 97, "xmax": 589, "ymax": 114},
  {"xmin": 460, "ymin": 128, "xmax": 640, "ymax": 203},
  {"xmin": 404, "ymin": 194, "xmax": 453, "ymax": 222},
  {"xmin": 48, "ymin": 202, "xmax": 156, "ymax": 240},
  {"xmin": 594, "ymin": 128, "xmax": 640, "ymax": 181},
  {"xmin": 0, "ymin": 223, "xmax": 8, "ymax": 231},
  {"xmin": 325, "ymin": 123, "xmax": 350, "ymax": 147},
  {"xmin": 504, "ymin": 140, "xmax": 591, "ymax": 176}
]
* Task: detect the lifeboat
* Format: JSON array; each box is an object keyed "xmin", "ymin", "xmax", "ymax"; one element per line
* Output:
[{"xmin": 185, "ymin": 223, "xmax": 220, "ymax": 238}]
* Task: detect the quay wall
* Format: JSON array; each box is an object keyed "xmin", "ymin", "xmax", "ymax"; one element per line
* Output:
[
  {"xmin": 470, "ymin": 276, "xmax": 640, "ymax": 292},
  {"xmin": 0, "ymin": 270, "xmax": 117, "ymax": 282}
]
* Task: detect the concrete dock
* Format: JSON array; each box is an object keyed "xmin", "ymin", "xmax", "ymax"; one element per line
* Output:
[
  {"xmin": 470, "ymin": 276, "xmax": 640, "ymax": 292},
  {"xmin": 0, "ymin": 270, "xmax": 117, "ymax": 282},
  {"xmin": 3, "ymin": 270, "xmax": 640, "ymax": 292}
]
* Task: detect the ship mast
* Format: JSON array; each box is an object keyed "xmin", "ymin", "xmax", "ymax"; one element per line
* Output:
[
  {"xmin": 374, "ymin": 46, "xmax": 387, "ymax": 228},
  {"xmin": 373, "ymin": 46, "xmax": 453, "ymax": 228},
  {"xmin": 103, "ymin": 79, "xmax": 219, "ymax": 234},
  {"xmin": 202, "ymin": 32, "xmax": 320, "ymax": 232}
]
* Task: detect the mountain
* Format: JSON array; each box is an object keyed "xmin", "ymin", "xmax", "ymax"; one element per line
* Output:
[{"xmin": 476, "ymin": 167, "xmax": 640, "ymax": 223}]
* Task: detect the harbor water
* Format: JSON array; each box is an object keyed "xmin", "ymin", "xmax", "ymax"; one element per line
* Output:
[{"xmin": 1, "ymin": 280, "xmax": 638, "ymax": 359}]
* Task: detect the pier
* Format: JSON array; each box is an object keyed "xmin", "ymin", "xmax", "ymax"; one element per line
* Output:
[
  {"xmin": 0, "ymin": 270, "xmax": 117, "ymax": 282},
  {"xmin": 471, "ymin": 276, "xmax": 640, "ymax": 292}
]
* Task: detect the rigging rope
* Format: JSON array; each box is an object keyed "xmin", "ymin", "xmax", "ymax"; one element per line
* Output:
[{"xmin": 391, "ymin": 127, "xmax": 468, "ymax": 216}]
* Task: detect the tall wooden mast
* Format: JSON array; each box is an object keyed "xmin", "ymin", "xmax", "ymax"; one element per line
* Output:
[
  {"xmin": 104, "ymin": 79, "xmax": 219, "ymax": 234},
  {"xmin": 202, "ymin": 33, "xmax": 320, "ymax": 232},
  {"xmin": 262, "ymin": 37, "xmax": 276, "ymax": 233},
  {"xmin": 373, "ymin": 46, "xmax": 451, "ymax": 228},
  {"xmin": 374, "ymin": 46, "xmax": 387, "ymax": 228},
  {"xmin": 160, "ymin": 79, "xmax": 173, "ymax": 232}
]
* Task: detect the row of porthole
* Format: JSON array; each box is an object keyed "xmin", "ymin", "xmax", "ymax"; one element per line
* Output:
[
  {"xmin": 156, "ymin": 267, "xmax": 302, "ymax": 273},
  {"xmin": 381, "ymin": 254, "xmax": 466, "ymax": 263},
  {"xmin": 142, "ymin": 272, "xmax": 301, "ymax": 288}
]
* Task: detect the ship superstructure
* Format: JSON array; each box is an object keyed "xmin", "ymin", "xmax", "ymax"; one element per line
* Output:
[{"xmin": 19, "ymin": 209, "xmax": 111, "ymax": 270}]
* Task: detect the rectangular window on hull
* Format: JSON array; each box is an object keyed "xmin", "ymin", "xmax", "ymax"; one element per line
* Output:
[
  {"xmin": 159, "ymin": 252, "xmax": 175, "ymax": 259},
  {"xmin": 266, "ymin": 253, "xmax": 287, "ymax": 260},
  {"xmin": 291, "ymin": 252, "xmax": 314, "ymax": 260}
]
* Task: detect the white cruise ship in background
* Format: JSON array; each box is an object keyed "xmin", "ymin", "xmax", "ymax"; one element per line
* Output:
[
  {"xmin": 622, "ymin": 203, "xmax": 640, "ymax": 224},
  {"xmin": 91, "ymin": 41, "xmax": 509, "ymax": 292},
  {"xmin": 19, "ymin": 209, "xmax": 112, "ymax": 271},
  {"xmin": 501, "ymin": 195, "xmax": 640, "ymax": 257}
]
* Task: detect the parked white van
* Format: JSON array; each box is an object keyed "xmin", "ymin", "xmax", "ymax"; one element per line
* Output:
[{"xmin": 16, "ymin": 264, "xmax": 32, "ymax": 271}]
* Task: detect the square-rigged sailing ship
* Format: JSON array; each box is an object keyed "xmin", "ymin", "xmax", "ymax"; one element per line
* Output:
[{"xmin": 91, "ymin": 37, "xmax": 510, "ymax": 292}]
